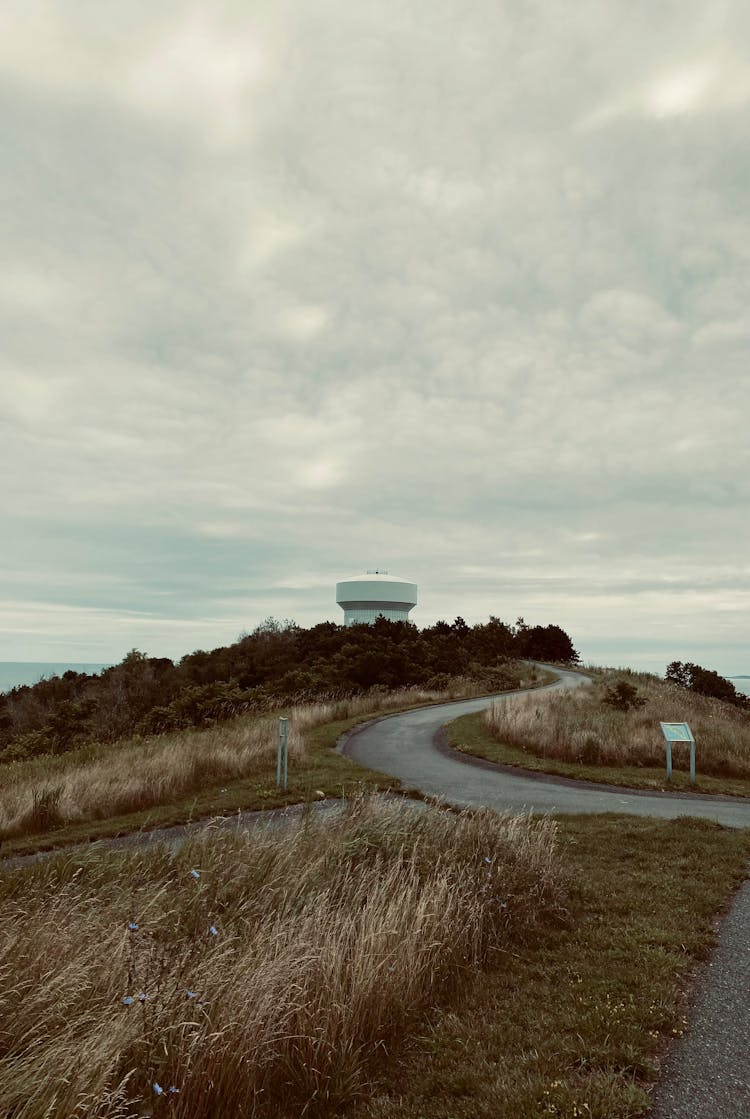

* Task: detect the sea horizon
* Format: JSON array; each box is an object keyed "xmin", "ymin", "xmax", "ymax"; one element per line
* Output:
[
  {"xmin": 0, "ymin": 659, "xmax": 748, "ymax": 696},
  {"xmin": 0, "ymin": 662, "xmax": 111, "ymax": 692}
]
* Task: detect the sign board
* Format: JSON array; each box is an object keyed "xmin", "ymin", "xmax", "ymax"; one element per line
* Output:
[
  {"xmin": 659, "ymin": 722, "xmax": 695, "ymax": 783},
  {"xmin": 660, "ymin": 723, "xmax": 693, "ymax": 742}
]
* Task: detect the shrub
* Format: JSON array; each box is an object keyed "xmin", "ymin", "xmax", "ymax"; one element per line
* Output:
[
  {"xmin": 666, "ymin": 661, "xmax": 747, "ymax": 708},
  {"xmin": 603, "ymin": 682, "xmax": 647, "ymax": 712},
  {"xmin": 0, "ymin": 741, "xmax": 30, "ymax": 764}
]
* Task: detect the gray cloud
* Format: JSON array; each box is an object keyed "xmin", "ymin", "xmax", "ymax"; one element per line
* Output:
[{"xmin": 1, "ymin": 0, "xmax": 749, "ymax": 673}]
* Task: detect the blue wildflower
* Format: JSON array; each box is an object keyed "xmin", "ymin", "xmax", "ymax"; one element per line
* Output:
[
  {"xmin": 209, "ymin": 925, "xmax": 218, "ymax": 936},
  {"xmin": 484, "ymin": 856, "xmax": 491, "ymax": 865},
  {"xmin": 138, "ymin": 993, "xmax": 148, "ymax": 1002},
  {"xmin": 190, "ymin": 869, "xmax": 201, "ymax": 880},
  {"xmin": 153, "ymin": 1082, "xmax": 164, "ymax": 1096},
  {"xmin": 186, "ymin": 990, "xmax": 197, "ymax": 1000},
  {"xmin": 122, "ymin": 996, "xmax": 134, "ymax": 1006},
  {"xmin": 169, "ymin": 1087, "xmax": 180, "ymax": 1094},
  {"xmin": 128, "ymin": 921, "xmax": 139, "ymax": 931}
]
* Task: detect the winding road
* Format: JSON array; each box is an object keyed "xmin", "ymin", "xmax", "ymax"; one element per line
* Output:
[
  {"xmin": 341, "ymin": 666, "xmax": 750, "ymax": 1118},
  {"xmin": 340, "ymin": 665, "xmax": 750, "ymax": 829}
]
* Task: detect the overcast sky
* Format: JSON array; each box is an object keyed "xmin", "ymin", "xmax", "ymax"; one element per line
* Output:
[{"xmin": 1, "ymin": 1, "xmax": 748, "ymax": 674}]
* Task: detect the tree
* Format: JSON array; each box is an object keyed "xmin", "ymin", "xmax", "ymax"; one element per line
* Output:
[
  {"xmin": 0, "ymin": 609, "xmax": 583, "ymax": 759},
  {"xmin": 521, "ymin": 624, "xmax": 580, "ymax": 664},
  {"xmin": 665, "ymin": 661, "xmax": 746, "ymax": 707},
  {"xmin": 665, "ymin": 661, "xmax": 692, "ymax": 688}
]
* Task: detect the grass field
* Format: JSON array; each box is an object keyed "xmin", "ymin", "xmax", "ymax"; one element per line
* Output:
[
  {"xmin": 448, "ymin": 672, "xmax": 750, "ymax": 797},
  {"xmin": 1, "ymin": 676, "xmax": 549, "ymax": 856},
  {"xmin": 0, "ymin": 795, "xmax": 563, "ymax": 1118},
  {"xmin": 364, "ymin": 813, "xmax": 750, "ymax": 1119},
  {"xmin": 1, "ymin": 801, "xmax": 748, "ymax": 1118}
]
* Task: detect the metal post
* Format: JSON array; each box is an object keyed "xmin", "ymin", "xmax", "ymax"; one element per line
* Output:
[
  {"xmin": 690, "ymin": 739, "xmax": 696, "ymax": 784},
  {"xmin": 277, "ymin": 718, "xmax": 283, "ymax": 787},
  {"xmin": 277, "ymin": 717, "xmax": 289, "ymax": 789},
  {"xmin": 666, "ymin": 740, "xmax": 672, "ymax": 782}
]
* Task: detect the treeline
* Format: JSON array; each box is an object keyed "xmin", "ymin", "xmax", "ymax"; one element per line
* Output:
[
  {"xmin": 665, "ymin": 661, "xmax": 748, "ymax": 708},
  {"xmin": 0, "ymin": 615, "xmax": 578, "ymax": 762}
]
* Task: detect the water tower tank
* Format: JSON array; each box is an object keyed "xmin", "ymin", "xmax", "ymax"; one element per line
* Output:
[{"xmin": 336, "ymin": 570, "xmax": 418, "ymax": 626}]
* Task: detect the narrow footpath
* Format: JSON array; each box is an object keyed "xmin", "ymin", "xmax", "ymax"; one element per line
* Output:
[{"xmin": 647, "ymin": 878, "xmax": 750, "ymax": 1118}]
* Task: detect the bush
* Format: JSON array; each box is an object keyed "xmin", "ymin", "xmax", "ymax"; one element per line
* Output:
[
  {"xmin": 602, "ymin": 682, "xmax": 646, "ymax": 712},
  {"xmin": 0, "ymin": 616, "xmax": 579, "ymax": 760},
  {"xmin": 136, "ymin": 683, "xmax": 260, "ymax": 735},
  {"xmin": 0, "ymin": 741, "xmax": 30, "ymax": 764},
  {"xmin": 666, "ymin": 661, "xmax": 746, "ymax": 708}
]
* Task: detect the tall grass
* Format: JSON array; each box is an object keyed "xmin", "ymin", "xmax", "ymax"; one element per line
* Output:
[
  {"xmin": 0, "ymin": 677, "xmax": 541, "ymax": 843},
  {"xmin": 484, "ymin": 675, "xmax": 750, "ymax": 777},
  {"xmin": 0, "ymin": 795, "xmax": 564, "ymax": 1118},
  {"xmin": 0, "ymin": 715, "xmax": 286, "ymax": 841}
]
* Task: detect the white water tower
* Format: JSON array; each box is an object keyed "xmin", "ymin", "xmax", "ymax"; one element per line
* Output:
[{"xmin": 336, "ymin": 570, "xmax": 418, "ymax": 626}]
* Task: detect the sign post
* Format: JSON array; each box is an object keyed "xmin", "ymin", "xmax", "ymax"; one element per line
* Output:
[
  {"xmin": 659, "ymin": 722, "xmax": 695, "ymax": 784},
  {"xmin": 277, "ymin": 717, "xmax": 290, "ymax": 789}
]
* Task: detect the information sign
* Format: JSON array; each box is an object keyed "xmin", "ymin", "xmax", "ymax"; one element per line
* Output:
[{"xmin": 659, "ymin": 722, "xmax": 695, "ymax": 783}]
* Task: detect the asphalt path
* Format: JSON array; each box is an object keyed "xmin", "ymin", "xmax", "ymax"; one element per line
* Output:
[
  {"xmin": 342, "ymin": 665, "xmax": 750, "ymax": 1116},
  {"xmin": 339, "ymin": 666, "xmax": 750, "ymax": 828},
  {"xmin": 647, "ymin": 877, "xmax": 750, "ymax": 1119}
]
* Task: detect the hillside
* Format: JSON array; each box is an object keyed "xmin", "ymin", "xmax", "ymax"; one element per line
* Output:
[{"xmin": 0, "ymin": 615, "xmax": 577, "ymax": 764}]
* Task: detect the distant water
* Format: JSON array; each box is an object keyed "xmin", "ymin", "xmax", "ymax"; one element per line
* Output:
[
  {"xmin": 0, "ymin": 661, "xmax": 747, "ymax": 696},
  {"xmin": 0, "ymin": 662, "xmax": 110, "ymax": 693}
]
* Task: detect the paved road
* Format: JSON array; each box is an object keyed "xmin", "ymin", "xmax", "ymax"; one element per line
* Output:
[
  {"xmin": 343, "ymin": 666, "xmax": 750, "ymax": 1115},
  {"xmin": 647, "ymin": 878, "xmax": 750, "ymax": 1118},
  {"xmin": 340, "ymin": 666, "xmax": 750, "ymax": 828}
]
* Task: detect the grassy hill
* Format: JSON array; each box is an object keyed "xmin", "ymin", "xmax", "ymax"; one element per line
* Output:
[
  {"xmin": 448, "ymin": 668, "xmax": 750, "ymax": 797},
  {"xmin": 3, "ymin": 660, "xmax": 750, "ymax": 1117}
]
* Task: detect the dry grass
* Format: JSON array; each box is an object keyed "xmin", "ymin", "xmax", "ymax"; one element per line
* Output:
[
  {"xmin": 0, "ymin": 677, "xmax": 541, "ymax": 844},
  {"xmin": 0, "ymin": 795, "xmax": 563, "ymax": 1118},
  {"xmin": 360, "ymin": 815, "xmax": 750, "ymax": 1119},
  {"xmin": 0, "ymin": 715, "xmax": 287, "ymax": 841},
  {"xmin": 484, "ymin": 674, "xmax": 750, "ymax": 778}
]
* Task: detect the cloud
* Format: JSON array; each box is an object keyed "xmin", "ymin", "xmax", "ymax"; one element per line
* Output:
[{"xmin": 1, "ymin": 0, "xmax": 749, "ymax": 672}]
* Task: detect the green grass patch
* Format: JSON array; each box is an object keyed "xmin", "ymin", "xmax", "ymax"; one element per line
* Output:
[
  {"xmin": 365, "ymin": 814, "xmax": 750, "ymax": 1119},
  {"xmin": 447, "ymin": 710, "xmax": 750, "ymax": 798}
]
